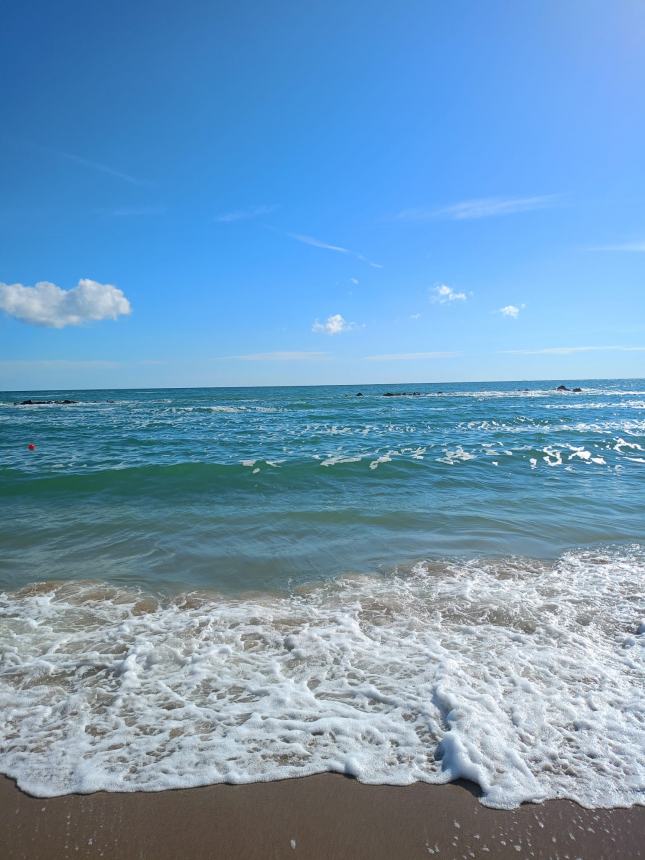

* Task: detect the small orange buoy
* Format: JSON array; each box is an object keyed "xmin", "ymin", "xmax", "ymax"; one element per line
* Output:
[{"xmin": 27, "ymin": 443, "xmax": 36, "ymax": 451}]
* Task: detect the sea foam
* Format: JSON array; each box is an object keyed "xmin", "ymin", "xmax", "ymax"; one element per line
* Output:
[{"xmin": 0, "ymin": 548, "xmax": 643, "ymax": 808}]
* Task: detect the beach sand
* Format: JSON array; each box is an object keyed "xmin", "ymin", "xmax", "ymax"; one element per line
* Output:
[{"xmin": 1, "ymin": 774, "xmax": 642, "ymax": 859}]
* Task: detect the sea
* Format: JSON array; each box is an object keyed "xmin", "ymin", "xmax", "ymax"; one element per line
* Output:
[{"xmin": 0, "ymin": 380, "xmax": 643, "ymax": 808}]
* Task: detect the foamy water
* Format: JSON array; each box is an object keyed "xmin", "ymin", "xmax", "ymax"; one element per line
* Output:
[{"xmin": 1, "ymin": 549, "xmax": 643, "ymax": 807}]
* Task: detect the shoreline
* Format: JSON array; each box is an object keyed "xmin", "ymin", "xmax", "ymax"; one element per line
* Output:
[{"xmin": 2, "ymin": 774, "xmax": 643, "ymax": 860}]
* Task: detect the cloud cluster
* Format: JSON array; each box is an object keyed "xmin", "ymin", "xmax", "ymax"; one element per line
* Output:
[
  {"xmin": 499, "ymin": 304, "xmax": 521, "ymax": 318},
  {"xmin": 0, "ymin": 279, "xmax": 132, "ymax": 328},
  {"xmin": 433, "ymin": 284, "xmax": 467, "ymax": 303},
  {"xmin": 312, "ymin": 313, "xmax": 355, "ymax": 335}
]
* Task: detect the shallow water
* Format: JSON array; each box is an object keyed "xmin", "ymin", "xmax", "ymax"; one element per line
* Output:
[{"xmin": 0, "ymin": 380, "xmax": 643, "ymax": 805}]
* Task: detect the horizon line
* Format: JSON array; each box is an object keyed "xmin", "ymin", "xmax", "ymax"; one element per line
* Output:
[{"xmin": 1, "ymin": 375, "xmax": 643, "ymax": 394}]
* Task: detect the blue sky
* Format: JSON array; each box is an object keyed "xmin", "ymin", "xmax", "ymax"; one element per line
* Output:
[{"xmin": 1, "ymin": 0, "xmax": 644, "ymax": 389}]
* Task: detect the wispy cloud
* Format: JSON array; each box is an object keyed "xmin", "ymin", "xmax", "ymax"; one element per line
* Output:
[
  {"xmin": 589, "ymin": 240, "xmax": 645, "ymax": 252},
  {"xmin": 312, "ymin": 313, "xmax": 357, "ymax": 335},
  {"xmin": 215, "ymin": 205, "xmax": 278, "ymax": 223},
  {"xmin": 432, "ymin": 284, "xmax": 468, "ymax": 304},
  {"xmin": 0, "ymin": 279, "xmax": 131, "ymax": 328},
  {"xmin": 502, "ymin": 345, "xmax": 645, "ymax": 356},
  {"xmin": 98, "ymin": 206, "xmax": 166, "ymax": 217},
  {"xmin": 6, "ymin": 138, "xmax": 149, "ymax": 186},
  {"xmin": 0, "ymin": 359, "xmax": 122, "ymax": 370},
  {"xmin": 395, "ymin": 194, "xmax": 559, "ymax": 222},
  {"xmin": 54, "ymin": 148, "xmax": 147, "ymax": 186},
  {"xmin": 356, "ymin": 254, "xmax": 383, "ymax": 269},
  {"xmin": 287, "ymin": 233, "xmax": 382, "ymax": 268},
  {"xmin": 289, "ymin": 233, "xmax": 350, "ymax": 254},
  {"xmin": 0, "ymin": 358, "xmax": 164, "ymax": 372},
  {"xmin": 364, "ymin": 351, "xmax": 460, "ymax": 361},
  {"xmin": 233, "ymin": 351, "xmax": 329, "ymax": 361},
  {"xmin": 410, "ymin": 313, "xmax": 421, "ymax": 320},
  {"xmin": 498, "ymin": 304, "xmax": 523, "ymax": 318}
]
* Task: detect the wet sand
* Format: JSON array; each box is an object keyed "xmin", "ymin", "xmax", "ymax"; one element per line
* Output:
[{"xmin": 1, "ymin": 774, "xmax": 643, "ymax": 859}]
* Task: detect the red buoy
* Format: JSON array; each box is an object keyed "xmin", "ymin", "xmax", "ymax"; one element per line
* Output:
[{"xmin": 27, "ymin": 443, "xmax": 36, "ymax": 451}]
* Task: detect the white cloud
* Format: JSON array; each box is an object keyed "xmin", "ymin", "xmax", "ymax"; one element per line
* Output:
[
  {"xmin": 499, "ymin": 304, "xmax": 521, "ymax": 318},
  {"xmin": 0, "ymin": 279, "xmax": 132, "ymax": 328},
  {"xmin": 234, "ymin": 351, "xmax": 329, "ymax": 361},
  {"xmin": 410, "ymin": 313, "xmax": 421, "ymax": 319},
  {"xmin": 350, "ymin": 277, "xmax": 360, "ymax": 285},
  {"xmin": 503, "ymin": 345, "xmax": 645, "ymax": 355},
  {"xmin": 287, "ymin": 233, "xmax": 382, "ymax": 268},
  {"xmin": 590, "ymin": 240, "xmax": 645, "ymax": 252},
  {"xmin": 364, "ymin": 351, "xmax": 460, "ymax": 360},
  {"xmin": 395, "ymin": 195, "xmax": 558, "ymax": 221},
  {"xmin": 312, "ymin": 313, "xmax": 356, "ymax": 335},
  {"xmin": 215, "ymin": 205, "xmax": 277, "ymax": 223},
  {"xmin": 432, "ymin": 284, "xmax": 468, "ymax": 304}
]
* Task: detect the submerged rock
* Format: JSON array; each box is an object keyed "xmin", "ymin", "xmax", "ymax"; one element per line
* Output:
[{"xmin": 383, "ymin": 392, "xmax": 422, "ymax": 397}]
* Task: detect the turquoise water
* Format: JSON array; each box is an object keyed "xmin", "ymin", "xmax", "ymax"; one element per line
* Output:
[
  {"xmin": 1, "ymin": 380, "xmax": 644, "ymax": 593},
  {"xmin": 1, "ymin": 380, "xmax": 643, "ymax": 805}
]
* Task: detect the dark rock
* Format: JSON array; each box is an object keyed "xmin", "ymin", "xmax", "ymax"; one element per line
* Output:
[
  {"xmin": 572, "ymin": 387, "xmax": 583, "ymax": 393},
  {"xmin": 355, "ymin": 392, "xmax": 363, "ymax": 397},
  {"xmin": 16, "ymin": 399, "xmax": 78, "ymax": 406},
  {"xmin": 555, "ymin": 385, "xmax": 570, "ymax": 392},
  {"xmin": 383, "ymin": 392, "xmax": 422, "ymax": 397}
]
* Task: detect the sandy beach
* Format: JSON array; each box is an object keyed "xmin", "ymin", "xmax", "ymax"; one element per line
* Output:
[{"xmin": 1, "ymin": 773, "xmax": 643, "ymax": 860}]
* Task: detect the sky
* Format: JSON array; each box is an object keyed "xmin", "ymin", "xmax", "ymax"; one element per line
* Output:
[{"xmin": 1, "ymin": 0, "xmax": 644, "ymax": 390}]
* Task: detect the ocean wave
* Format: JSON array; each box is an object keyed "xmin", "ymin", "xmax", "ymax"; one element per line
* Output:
[
  {"xmin": 0, "ymin": 456, "xmax": 436, "ymax": 496},
  {"xmin": 0, "ymin": 548, "xmax": 642, "ymax": 807},
  {"xmin": 4, "ymin": 434, "xmax": 644, "ymax": 492}
]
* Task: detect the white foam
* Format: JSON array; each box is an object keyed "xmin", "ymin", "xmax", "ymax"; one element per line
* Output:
[
  {"xmin": 438, "ymin": 447, "xmax": 475, "ymax": 465},
  {"xmin": 566, "ymin": 447, "xmax": 606, "ymax": 465},
  {"xmin": 614, "ymin": 438, "xmax": 644, "ymax": 452},
  {"xmin": 206, "ymin": 405, "xmax": 243, "ymax": 413},
  {"xmin": 1, "ymin": 549, "xmax": 643, "ymax": 808},
  {"xmin": 542, "ymin": 447, "xmax": 563, "ymax": 467},
  {"xmin": 369, "ymin": 450, "xmax": 398, "ymax": 470},
  {"xmin": 321, "ymin": 453, "xmax": 364, "ymax": 467}
]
